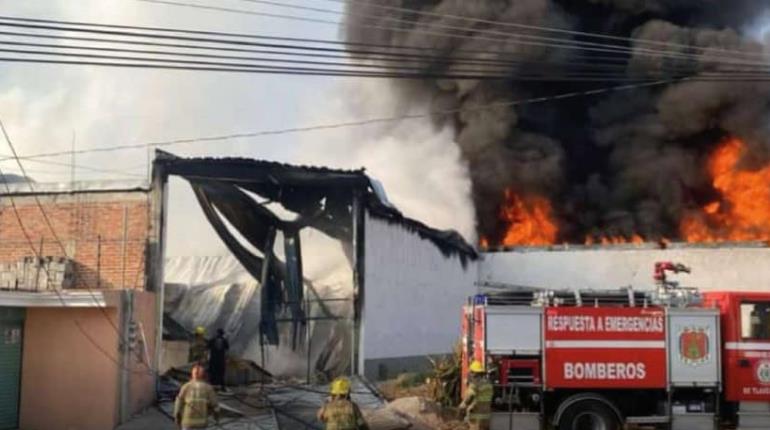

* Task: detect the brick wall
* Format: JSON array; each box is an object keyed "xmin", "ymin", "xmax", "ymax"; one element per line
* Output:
[{"xmin": 0, "ymin": 190, "xmax": 151, "ymax": 290}]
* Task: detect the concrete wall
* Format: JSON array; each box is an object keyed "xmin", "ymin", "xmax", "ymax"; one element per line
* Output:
[
  {"xmin": 0, "ymin": 190, "xmax": 151, "ymax": 290},
  {"xmin": 480, "ymin": 245, "xmax": 770, "ymax": 291},
  {"xmin": 19, "ymin": 306, "xmax": 120, "ymax": 430},
  {"xmin": 362, "ymin": 214, "xmax": 477, "ymax": 379}
]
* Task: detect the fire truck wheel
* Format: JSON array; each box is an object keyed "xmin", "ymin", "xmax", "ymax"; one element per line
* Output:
[{"xmin": 558, "ymin": 399, "xmax": 620, "ymax": 430}]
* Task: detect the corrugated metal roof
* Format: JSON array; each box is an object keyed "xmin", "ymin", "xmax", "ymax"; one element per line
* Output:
[{"xmin": 158, "ymin": 151, "xmax": 477, "ymax": 260}]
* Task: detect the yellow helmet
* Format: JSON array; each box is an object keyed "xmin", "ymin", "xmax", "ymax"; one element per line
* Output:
[
  {"xmin": 469, "ymin": 360, "xmax": 485, "ymax": 373},
  {"xmin": 195, "ymin": 326, "xmax": 206, "ymax": 335},
  {"xmin": 330, "ymin": 377, "xmax": 351, "ymax": 396}
]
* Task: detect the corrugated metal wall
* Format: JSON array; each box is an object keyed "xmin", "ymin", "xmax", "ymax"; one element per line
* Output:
[
  {"xmin": 362, "ymin": 214, "xmax": 476, "ymax": 376},
  {"xmin": 0, "ymin": 307, "xmax": 24, "ymax": 430}
]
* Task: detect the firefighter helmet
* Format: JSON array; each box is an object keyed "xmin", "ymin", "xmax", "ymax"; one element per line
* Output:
[
  {"xmin": 469, "ymin": 360, "xmax": 485, "ymax": 373},
  {"xmin": 330, "ymin": 377, "xmax": 351, "ymax": 396},
  {"xmin": 195, "ymin": 326, "xmax": 206, "ymax": 335}
]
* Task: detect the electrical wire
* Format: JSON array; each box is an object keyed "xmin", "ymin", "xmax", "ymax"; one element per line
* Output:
[
  {"xmin": 0, "ymin": 46, "xmax": 545, "ymax": 78},
  {"xmin": 0, "ymin": 12, "xmax": 751, "ymax": 73},
  {"xmin": 0, "ymin": 14, "xmax": 644, "ymax": 72},
  {"xmin": 5, "ymin": 39, "xmax": 605, "ymax": 75},
  {"xmin": 0, "ymin": 152, "xmax": 147, "ymax": 178},
  {"xmin": 235, "ymin": 0, "xmax": 768, "ymax": 67},
  {"xmin": 304, "ymin": 0, "xmax": 770, "ymax": 61},
  {"xmin": 0, "ymin": 55, "xmax": 550, "ymax": 79},
  {"xmin": 3, "ymin": 22, "xmax": 769, "ymax": 78},
  {"xmin": 0, "ymin": 28, "xmax": 637, "ymax": 73},
  {"xmin": 136, "ymin": 0, "xmax": 770, "ymax": 68},
  {"xmin": 9, "ymin": 38, "xmax": 770, "ymax": 78},
  {"xmin": 0, "ymin": 28, "xmax": 716, "ymax": 81},
  {"xmin": 9, "ymin": 44, "xmax": 770, "ymax": 82},
  {"xmin": 1, "ymin": 15, "xmax": 766, "ymax": 78},
  {"xmin": 0, "ymin": 79, "xmax": 678, "ymax": 165}
]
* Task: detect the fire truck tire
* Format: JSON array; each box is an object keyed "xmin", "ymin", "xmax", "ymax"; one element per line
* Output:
[{"xmin": 557, "ymin": 399, "xmax": 621, "ymax": 430}]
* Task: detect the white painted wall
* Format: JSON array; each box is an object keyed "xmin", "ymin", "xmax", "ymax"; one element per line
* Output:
[
  {"xmin": 362, "ymin": 213, "xmax": 477, "ymax": 361},
  {"xmin": 480, "ymin": 246, "xmax": 770, "ymax": 292}
]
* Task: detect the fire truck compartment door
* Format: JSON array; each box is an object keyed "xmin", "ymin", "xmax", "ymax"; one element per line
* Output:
[
  {"xmin": 486, "ymin": 307, "xmax": 542, "ymax": 354},
  {"xmin": 724, "ymin": 298, "xmax": 770, "ymax": 402},
  {"xmin": 667, "ymin": 309, "xmax": 721, "ymax": 387}
]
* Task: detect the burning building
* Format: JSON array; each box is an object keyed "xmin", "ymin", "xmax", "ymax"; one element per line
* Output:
[{"xmin": 343, "ymin": 0, "xmax": 770, "ymax": 247}]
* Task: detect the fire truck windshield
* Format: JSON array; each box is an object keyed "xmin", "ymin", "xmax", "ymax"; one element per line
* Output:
[{"xmin": 741, "ymin": 302, "xmax": 770, "ymax": 340}]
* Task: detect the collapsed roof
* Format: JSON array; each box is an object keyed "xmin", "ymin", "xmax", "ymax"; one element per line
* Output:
[
  {"xmin": 156, "ymin": 151, "xmax": 477, "ymax": 261},
  {"xmin": 155, "ymin": 151, "xmax": 477, "ymax": 348}
]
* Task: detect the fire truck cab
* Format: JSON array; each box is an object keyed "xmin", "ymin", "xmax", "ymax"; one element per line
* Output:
[{"xmin": 461, "ymin": 262, "xmax": 770, "ymax": 430}]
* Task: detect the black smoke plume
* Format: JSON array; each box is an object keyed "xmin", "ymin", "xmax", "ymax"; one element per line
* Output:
[{"xmin": 343, "ymin": 0, "xmax": 770, "ymax": 243}]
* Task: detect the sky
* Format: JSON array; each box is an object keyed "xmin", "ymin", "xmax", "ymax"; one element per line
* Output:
[{"xmin": 0, "ymin": 0, "xmax": 476, "ymax": 256}]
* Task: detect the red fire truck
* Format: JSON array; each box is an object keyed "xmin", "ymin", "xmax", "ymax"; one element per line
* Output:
[{"xmin": 461, "ymin": 262, "xmax": 770, "ymax": 430}]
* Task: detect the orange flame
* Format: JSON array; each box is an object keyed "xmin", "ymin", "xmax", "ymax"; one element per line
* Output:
[
  {"xmin": 479, "ymin": 236, "xmax": 490, "ymax": 249},
  {"xmin": 497, "ymin": 189, "xmax": 558, "ymax": 246},
  {"xmin": 681, "ymin": 138, "xmax": 770, "ymax": 243},
  {"xmin": 585, "ymin": 234, "xmax": 645, "ymax": 245}
]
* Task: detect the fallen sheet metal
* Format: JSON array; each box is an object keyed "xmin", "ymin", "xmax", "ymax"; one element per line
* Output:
[
  {"xmin": 156, "ymin": 398, "xmax": 280, "ymax": 430},
  {"xmin": 262, "ymin": 376, "xmax": 385, "ymax": 430}
]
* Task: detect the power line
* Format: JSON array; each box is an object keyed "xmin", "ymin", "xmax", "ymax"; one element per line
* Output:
[
  {"xmin": 8, "ymin": 37, "xmax": 770, "ymax": 78},
  {"xmin": 3, "ymin": 79, "xmax": 678, "ymax": 163},
  {"xmin": 0, "ymin": 38, "xmax": 521, "ymax": 72},
  {"xmin": 0, "ymin": 41, "xmax": 529, "ymax": 75},
  {"xmin": 3, "ymin": 22, "xmax": 769, "ymax": 79},
  {"xmin": 0, "ymin": 16, "xmax": 636, "ymax": 70},
  {"xmin": 0, "ymin": 54, "xmax": 551, "ymax": 79},
  {"xmin": 235, "ymin": 0, "xmax": 767, "ymax": 67},
  {"xmin": 8, "ymin": 51, "xmax": 770, "ymax": 81},
  {"xmin": 306, "ymin": 0, "xmax": 770, "ymax": 61},
  {"xmin": 6, "ymin": 34, "xmax": 770, "ymax": 81},
  {"xmin": 14, "ymin": 42, "xmax": 751, "ymax": 80},
  {"xmin": 0, "ymin": 28, "xmax": 635, "ymax": 73},
  {"xmin": 1, "ymin": 15, "xmax": 764, "ymax": 76},
  {"xmin": 0, "ymin": 14, "xmax": 642, "ymax": 72},
  {"xmin": 136, "ymin": 0, "xmax": 770, "ymax": 68},
  {"xmin": 0, "ymin": 152, "xmax": 147, "ymax": 178},
  {"xmin": 0, "ymin": 28, "xmax": 707, "ymax": 77}
]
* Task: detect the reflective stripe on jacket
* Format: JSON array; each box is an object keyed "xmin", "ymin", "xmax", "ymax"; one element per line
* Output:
[
  {"xmin": 467, "ymin": 380, "xmax": 494, "ymax": 422},
  {"xmin": 174, "ymin": 380, "xmax": 219, "ymax": 429},
  {"xmin": 319, "ymin": 398, "xmax": 367, "ymax": 430}
]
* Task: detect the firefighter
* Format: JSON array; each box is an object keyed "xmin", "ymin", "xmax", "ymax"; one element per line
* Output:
[
  {"xmin": 317, "ymin": 377, "xmax": 369, "ymax": 430},
  {"xmin": 189, "ymin": 326, "xmax": 208, "ymax": 364},
  {"xmin": 207, "ymin": 328, "xmax": 229, "ymax": 391},
  {"xmin": 174, "ymin": 364, "xmax": 219, "ymax": 429},
  {"xmin": 459, "ymin": 360, "xmax": 494, "ymax": 430}
]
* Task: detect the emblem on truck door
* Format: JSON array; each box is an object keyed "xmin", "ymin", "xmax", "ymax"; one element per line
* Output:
[
  {"xmin": 679, "ymin": 327, "xmax": 710, "ymax": 366},
  {"xmin": 757, "ymin": 361, "xmax": 770, "ymax": 385}
]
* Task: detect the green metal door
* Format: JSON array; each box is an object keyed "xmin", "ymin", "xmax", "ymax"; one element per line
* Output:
[{"xmin": 0, "ymin": 307, "xmax": 24, "ymax": 430}]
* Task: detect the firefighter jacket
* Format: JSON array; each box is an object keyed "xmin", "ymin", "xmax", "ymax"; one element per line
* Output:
[
  {"xmin": 189, "ymin": 335, "xmax": 208, "ymax": 363},
  {"xmin": 461, "ymin": 379, "xmax": 494, "ymax": 423},
  {"xmin": 318, "ymin": 398, "xmax": 369, "ymax": 430},
  {"xmin": 174, "ymin": 380, "xmax": 219, "ymax": 429}
]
